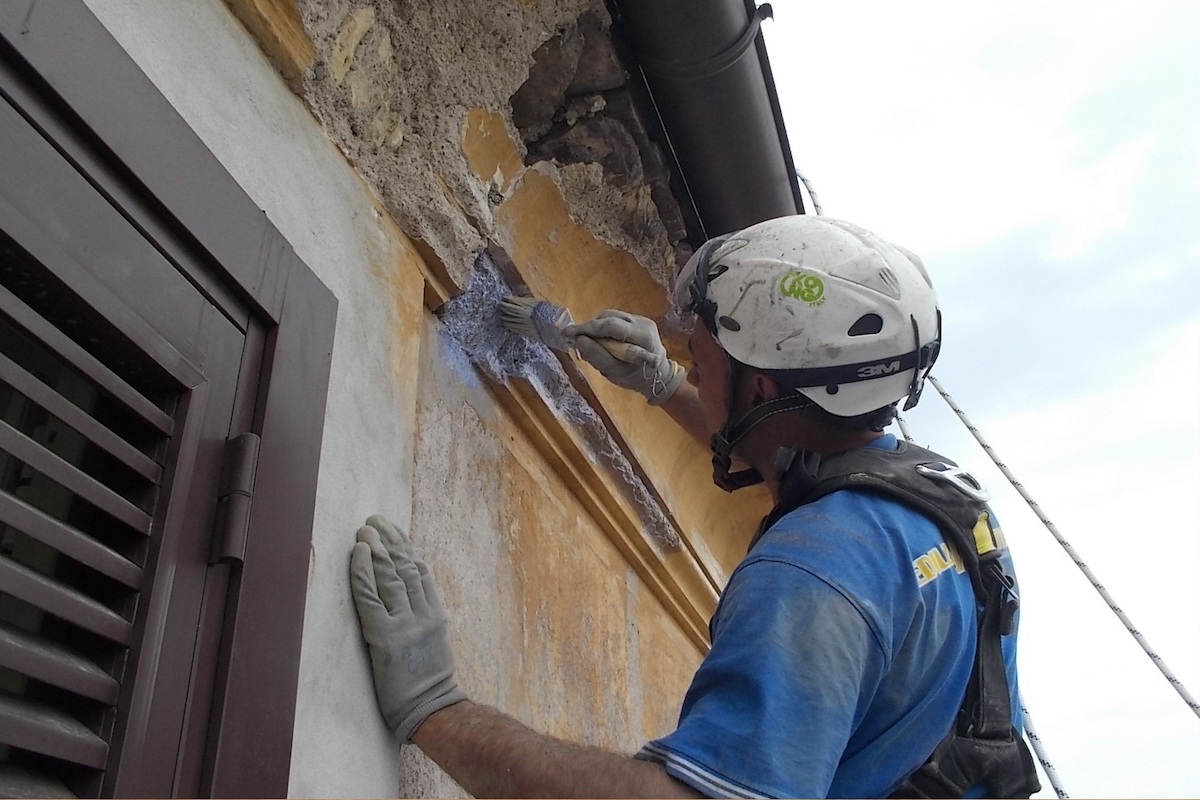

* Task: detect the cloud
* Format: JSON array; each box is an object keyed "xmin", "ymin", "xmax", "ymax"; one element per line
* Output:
[
  {"xmin": 1035, "ymin": 134, "xmax": 1155, "ymax": 260},
  {"xmin": 765, "ymin": 0, "xmax": 1196, "ymax": 258},
  {"xmin": 980, "ymin": 317, "xmax": 1195, "ymax": 456}
]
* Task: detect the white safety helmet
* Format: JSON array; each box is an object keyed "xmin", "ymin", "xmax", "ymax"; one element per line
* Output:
[
  {"xmin": 674, "ymin": 215, "xmax": 942, "ymax": 491},
  {"xmin": 675, "ymin": 215, "xmax": 941, "ymax": 417}
]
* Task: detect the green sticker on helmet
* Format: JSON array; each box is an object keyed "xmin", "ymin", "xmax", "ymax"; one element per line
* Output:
[{"xmin": 780, "ymin": 271, "xmax": 825, "ymax": 305}]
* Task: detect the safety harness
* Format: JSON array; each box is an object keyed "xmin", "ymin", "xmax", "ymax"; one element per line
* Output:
[{"xmin": 753, "ymin": 440, "xmax": 1042, "ymax": 799}]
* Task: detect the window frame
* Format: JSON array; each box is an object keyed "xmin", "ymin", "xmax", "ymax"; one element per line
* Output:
[{"xmin": 0, "ymin": 2, "xmax": 337, "ymax": 795}]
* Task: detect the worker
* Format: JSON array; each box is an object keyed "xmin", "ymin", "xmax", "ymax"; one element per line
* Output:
[{"xmin": 350, "ymin": 215, "xmax": 1041, "ymax": 798}]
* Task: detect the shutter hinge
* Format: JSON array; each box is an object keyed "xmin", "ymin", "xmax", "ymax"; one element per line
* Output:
[{"xmin": 210, "ymin": 432, "xmax": 260, "ymax": 565}]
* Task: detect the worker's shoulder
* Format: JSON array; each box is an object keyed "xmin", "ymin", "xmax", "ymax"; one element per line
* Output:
[
  {"xmin": 766, "ymin": 486, "xmax": 943, "ymax": 546},
  {"xmin": 749, "ymin": 488, "xmax": 944, "ymax": 583},
  {"xmin": 733, "ymin": 490, "xmax": 941, "ymax": 654}
]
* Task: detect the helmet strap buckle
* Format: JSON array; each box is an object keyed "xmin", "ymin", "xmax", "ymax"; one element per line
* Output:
[
  {"xmin": 710, "ymin": 429, "xmax": 764, "ymax": 492},
  {"xmin": 903, "ymin": 309, "xmax": 942, "ymax": 411}
]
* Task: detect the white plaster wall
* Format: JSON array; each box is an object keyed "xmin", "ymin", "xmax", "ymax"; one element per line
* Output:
[{"xmin": 81, "ymin": 0, "xmax": 413, "ymax": 795}]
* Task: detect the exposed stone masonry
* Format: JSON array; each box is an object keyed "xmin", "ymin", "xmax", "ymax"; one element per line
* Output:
[{"xmin": 298, "ymin": 0, "xmax": 688, "ymax": 290}]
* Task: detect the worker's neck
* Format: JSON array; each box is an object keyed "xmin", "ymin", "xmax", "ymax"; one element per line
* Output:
[{"xmin": 753, "ymin": 424, "xmax": 884, "ymax": 504}]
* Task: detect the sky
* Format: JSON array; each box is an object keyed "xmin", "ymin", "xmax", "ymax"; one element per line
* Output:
[{"xmin": 762, "ymin": 2, "xmax": 1199, "ymax": 797}]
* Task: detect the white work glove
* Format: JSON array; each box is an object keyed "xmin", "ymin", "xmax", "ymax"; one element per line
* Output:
[
  {"xmin": 563, "ymin": 309, "xmax": 684, "ymax": 406},
  {"xmin": 349, "ymin": 514, "xmax": 467, "ymax": 741}
]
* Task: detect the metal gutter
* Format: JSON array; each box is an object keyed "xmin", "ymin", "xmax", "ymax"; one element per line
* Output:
[{"xmin": 610, "ymin": 0, "xmax": 804, "ymax": 241}]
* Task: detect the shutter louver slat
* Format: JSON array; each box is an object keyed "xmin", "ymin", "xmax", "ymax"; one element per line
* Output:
[
  {"xmin": 0, "ymin": 41, "xmax": 286, "ymax": 793},
  {"xmin": 0, "ymin": 764, "xmax": 77, "ymax": 799},
  {"xmin": 0, "ymin": 350, "xmax": 161, "ymax": 482},
  {"xmin": 1, "ymin": 253, "xmax": 167, "ymax": 797},
  {"xmin": 0, "ymin": 490, "xmax": 142, "ymax": 589},
  {"xmin": 0, "ymin": 284, "xmax": 173, "ymax": 435},
  {"xmin": 0, "ymin": 555, "xmax": 133, "ymax": 645},
  {"xmin": 0, "ymin": 691, "xmax": 108, "ymax": 769},
  {"xmin": 0, "ymin": 419, "xmax": 152, "ymax": 534},
  {"xmin": 0, "ymin": 621, "xmax": 119, "ymax": 704}
]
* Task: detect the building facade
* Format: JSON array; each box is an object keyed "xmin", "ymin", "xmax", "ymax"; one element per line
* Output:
[{"xmin": 0, "ymin": 1, "xmax": 800, "ymax": 796}]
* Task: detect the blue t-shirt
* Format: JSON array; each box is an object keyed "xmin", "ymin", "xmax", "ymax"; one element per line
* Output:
[{"xmin": 637, "ymin": 436, "xmax": 1022, "ymax": 798}]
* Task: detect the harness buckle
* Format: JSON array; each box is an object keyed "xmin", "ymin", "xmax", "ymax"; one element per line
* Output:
[
  {"xmin": 916, "ymin": 461, "xmax": 991, "ymax": 503},
  {"xmin": 986, "ymin": 559, "xmax": 1020, "ymax": 635}
]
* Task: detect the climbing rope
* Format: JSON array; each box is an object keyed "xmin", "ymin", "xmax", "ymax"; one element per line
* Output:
[
  {"xmin": 925, "ymin": 375, "xmax": 1200, "ymax": 720},
  {"xmin": 895, "ymin": 412, "xmax": 1069, "ymax": 798},
  {"xmin": 795, "ymin": 168, "xmax": 823, "ymax": 215},
  {"xmin": 1021, "ymin": 692, "xmax": 1068, "ymax": 798}
]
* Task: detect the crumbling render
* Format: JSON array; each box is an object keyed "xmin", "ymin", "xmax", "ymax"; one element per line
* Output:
[
  {"xmin": 300, "ymin": 0, "xmax": 688, "ymax": 288},
  {"xmin": 510, "ymin": 7, "xmax": 690, "ymax": 287}
]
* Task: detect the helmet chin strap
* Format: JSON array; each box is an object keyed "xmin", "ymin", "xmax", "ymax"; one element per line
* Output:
[
  {"xmin": 710, "ymin": 436, "xmax": 764, "ymax": 491},
  {"xmin": 710, "ymin": 357, "xmax": 817, "ymax": 492}
]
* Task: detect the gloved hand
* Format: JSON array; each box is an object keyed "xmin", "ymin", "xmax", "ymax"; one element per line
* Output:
[
  {"xmin": 349, "ymin": 514, "xmax": 467, "ymax": 741},
  {"xmin": 564, "ymin": 309, "xmax": 684, "ymax": 406}
]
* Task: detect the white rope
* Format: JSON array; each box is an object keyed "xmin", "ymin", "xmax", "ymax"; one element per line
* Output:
[
  {"xmin": 1021, "ymin": 693, "xmax": 1069, "ymax": 798},
  {"xmin": 795, "ymin": 169, "xmax": 823, "ymax": 215},
  {"xmin": 927, "ymin": 375, "xmax": 1200, "ymax": 719}
]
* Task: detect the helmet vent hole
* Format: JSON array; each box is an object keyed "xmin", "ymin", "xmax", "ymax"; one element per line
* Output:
[
  {"xmin": 718, "ymin": 315, "xmax": 741, "ymax": 331},
  {"xmin": 826, "ymin": 385, "xmax": 839, "ymax": 395},
  {"xmin": 878, "ymin": 267, "xmax": 901, "ymax": 296},
  {"xmin": 847, "ymin": 314, "xmax": 884, "ymax": 337}
]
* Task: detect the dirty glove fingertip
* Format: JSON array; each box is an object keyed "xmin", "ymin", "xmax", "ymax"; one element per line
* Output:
[
  {"xmin": 359, "ymin": 527, "xmax": 412, "ymax": 613},
  {"xmin": 364, "ymin": 513, "xmax": 400, "ymax": 535},
  {"xmin": 365, "ymin": 514, "xmax": 415, "ymax": 560},
  {"xmin": 349, "ymin": 541, "xmax": 381, "ymax": 598}
]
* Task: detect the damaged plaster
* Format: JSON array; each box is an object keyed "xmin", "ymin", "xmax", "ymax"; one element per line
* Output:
[{"xmin": 299, "ymin": 0, "xmax": 687, "ymax": 288}]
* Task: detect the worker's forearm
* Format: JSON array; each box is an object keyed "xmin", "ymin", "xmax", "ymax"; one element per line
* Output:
[
  {"xmin": 411, "ymin": 700, "xmax": 701, "ymax": 799},
  {"xmin": 660, "ymin": 383, "xmax": 709, "ymax": 446}
]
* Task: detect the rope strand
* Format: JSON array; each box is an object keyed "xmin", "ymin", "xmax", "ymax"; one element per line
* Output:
[
  {"xmin": 795, "ymin": 168, "xmax": 823, "ymax": 215},
  {"xmin": 1021, "ymin": 694, "xmax": 1069, "ymax": 798},
  {"xmin": 927, "ymin": 375, "xmax": 1200, "ymax": 719}
]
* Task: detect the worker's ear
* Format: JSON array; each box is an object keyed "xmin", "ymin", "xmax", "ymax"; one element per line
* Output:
[{"xmin": 747, "ymin": 371, "xmax": 787, "ymax": 405}]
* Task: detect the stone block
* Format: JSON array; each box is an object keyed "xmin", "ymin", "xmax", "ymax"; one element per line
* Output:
[
  {"xmin": 510, "ymin": 21, "xmax": 585, "ymax": 142},
  {"xmin": 330, "ymin": 5, "xmax": 374, "ymax": 84},
  {"xmin": 566, "ymin": 8, "xmax": 625, "ymax": 96}
]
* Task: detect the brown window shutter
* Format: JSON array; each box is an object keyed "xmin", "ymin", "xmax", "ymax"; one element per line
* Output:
[
  {"xmin": 1, "ymin": 3, "xmax": 337, "ymax": 793},
  {"xmin": 0, "ymin": 242, "xmax": 183, "ymax": 796}
]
